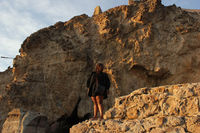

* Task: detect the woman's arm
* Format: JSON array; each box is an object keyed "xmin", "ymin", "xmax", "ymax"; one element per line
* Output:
[
  {"xmin": 87, "ymin": 72, "xmax": 94, "ymax": 88},
  {"xmin": 105, "ymin": 73, "xmax": 110, "ymax": 90}
]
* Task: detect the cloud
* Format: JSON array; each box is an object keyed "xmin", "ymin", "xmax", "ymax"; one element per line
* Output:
[
  {"xmin": 0, "ymin": 59, "xmax": 12, "ymax": 72},
  {"xmin": 0, "ymin": 0, "xmax": 78, "ymax": 72},
  {"xmin": 0, "ymin": 34, "xmax": 20, "ymax": 71},
  {"xmin": 162, "ymin": 0, "xmax": 200, "ymax": 9},
  {"xmin": 0, "ymin": 0, "xmax": 49, "ymax": 71}
]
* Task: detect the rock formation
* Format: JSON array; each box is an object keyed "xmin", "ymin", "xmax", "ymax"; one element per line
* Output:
[
  {"xmin": 1, "ymin": 0, "xmax": 200, "ymax": 132},
  {"xmin": 70, "ymin": 82, "xmax": 200, "ymax": 133},
  {"xmin": 93, "ymin": 6, "xmax": 102, "ymax": 16},
  {"xmin": 0, "ymin": 67, "xmax": 13, "ymax": 130},
  {"xmin": 46, "ymin": 97, "xmax": 90, "ymax": 133},
  {"xmin": 2, "ymin": 108, "xmax": 48, "ymax": 133},
  {"xmin": 0, "ymin": 67, "xmax": 12, "ymax": 97},
  {"xmin": 129, "ymin": 0, "xmax": 140, "ymax": 5}
]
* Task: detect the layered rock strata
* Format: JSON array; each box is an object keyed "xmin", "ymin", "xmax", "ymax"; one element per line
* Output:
[{"xmin": 71, "ymin": 83, "xmax": 200, "ymax": 133}]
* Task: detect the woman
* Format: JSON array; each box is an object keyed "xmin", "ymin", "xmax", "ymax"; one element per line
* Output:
[{"xmin": 87, "ymin": 63, "xmax": 110, "ymax": 119}]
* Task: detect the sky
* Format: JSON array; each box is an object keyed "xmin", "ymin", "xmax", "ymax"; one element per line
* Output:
[{"xmin": 0, "ymin": 0, "xmax": 199, "ymax": 72}]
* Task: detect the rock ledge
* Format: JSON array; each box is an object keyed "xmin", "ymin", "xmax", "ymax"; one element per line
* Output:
[{"xmin": 71, "ymin": 83, "xmax": 200, "ymax": 133}]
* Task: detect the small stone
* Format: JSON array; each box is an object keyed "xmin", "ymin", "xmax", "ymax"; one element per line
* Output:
[
  {"xmin": 126, "ymin": 108, "xmax": 138, "ymax": 119},
  {"xmin": 156, "ymin": 117, "xmax": 164, "ymax": 127}
]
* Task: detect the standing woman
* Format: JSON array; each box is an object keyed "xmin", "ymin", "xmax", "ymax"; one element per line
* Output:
[{"xmin": 87, "ymin": 63, "xmax": 110, "ymax": 119}]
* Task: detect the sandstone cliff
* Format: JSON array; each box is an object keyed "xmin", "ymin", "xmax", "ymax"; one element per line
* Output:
[
  {"xmin": 0, "ymin": 67, "xmax": 13, "ymax": 97},
  {"xmin": 1, "ymin": 0, "xmax": 200, "ymax": 132},
  {"xmin": 71, "ymin": 83, "xmax": 200, "ymax": 133},
  {"xmin": 0, "ymin": 68, "xmax": 13, "ymax": 130}
]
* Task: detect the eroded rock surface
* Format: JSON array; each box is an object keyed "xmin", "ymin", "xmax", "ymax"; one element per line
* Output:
[
  {"xmin": 0, "ymin": 67, "xmax": 13, "ymax": 130},
  {"xmin": 93, "ymin": 6, "xmax": 102, "ymax": 16},
  {"xmin": 2, "ymin": 108, "xmax": 48, "ymax": 133},
  {"xmin": 1, "ymin": 0, "xmax": 200, "ymax": 131},
  {"xmin": 0, "ymin": 67, "xmax": 12, "ymax": 96},
  {"xmin": 71, "ymin": 83, "xmax": 200, "ymax": 133}
]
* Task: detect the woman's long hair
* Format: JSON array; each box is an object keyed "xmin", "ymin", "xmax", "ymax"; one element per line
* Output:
[{"xmin": 96, "ymin": 63, "xmax": 104, "ymax": 74}]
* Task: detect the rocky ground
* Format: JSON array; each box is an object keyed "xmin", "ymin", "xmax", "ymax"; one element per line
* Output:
[{"xmin": 71, "ymin": 83, "xmax": 200, "ymax": 133}]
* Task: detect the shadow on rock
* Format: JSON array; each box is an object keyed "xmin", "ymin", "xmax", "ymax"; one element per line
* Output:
[{"xmin": 46, "ymin": 97, "xmax": 91, "ymax": 133}]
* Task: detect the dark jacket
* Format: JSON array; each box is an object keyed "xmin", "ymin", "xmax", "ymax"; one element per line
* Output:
[{"xmin": 87, "ymin": 72, "xmax": 110, "ymax": 98}]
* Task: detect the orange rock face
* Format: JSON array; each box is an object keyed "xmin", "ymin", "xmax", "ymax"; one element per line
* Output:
[{"xmin": 71, "ymin": 83, "xmax": 200, "ymax": 132}]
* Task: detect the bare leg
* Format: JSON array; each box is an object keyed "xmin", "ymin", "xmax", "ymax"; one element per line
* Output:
[
  {"xmin": 91, "ymin": 96, "xmax": 98, "ymax": 119},
  {"xmin": 96, "ymin": 96, "xmax": 104, "ymax": 119}
]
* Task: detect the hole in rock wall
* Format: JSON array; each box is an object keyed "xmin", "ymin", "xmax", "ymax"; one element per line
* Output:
[
  {"xmin": 47, "ymin": 97, "xmax": 91, "ymax": 133},
  {"xmin": 1, "ymin": 98, "xmax": 91, "ymax": 133},
  {"xmin": 23, "ymin": 116, "xmax": 48, "ymax": 133},
  {"xmin": 131, "ymin": 64, "xmax": 171, "ymax": 86},
  {"xmin": 119, "ymin": 64, "xmax": 171, "ymax": 95}
]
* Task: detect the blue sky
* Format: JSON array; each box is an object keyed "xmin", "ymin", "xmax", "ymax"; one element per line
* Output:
[{"xmin": 0, "ymin": 0, "xmax": 199, "ymax": 72}]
